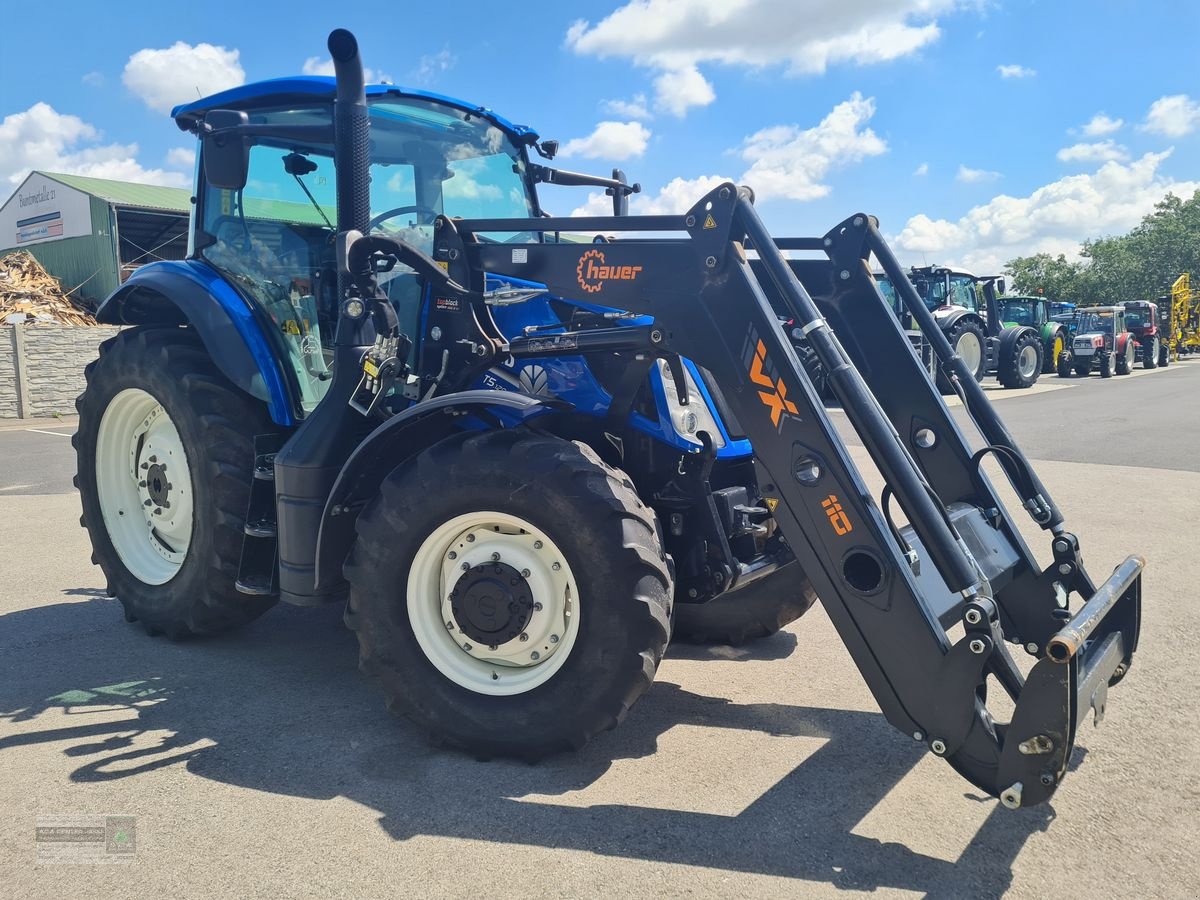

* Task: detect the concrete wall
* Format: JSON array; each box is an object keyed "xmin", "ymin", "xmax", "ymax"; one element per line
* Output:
[{"xmin": 0, "ymin": 326, "xmax": 121, "ymax": 418}]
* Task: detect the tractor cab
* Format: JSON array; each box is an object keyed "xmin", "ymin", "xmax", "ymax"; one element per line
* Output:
[
  {"xmin": 172, "ymin": 82, "xmax": 544, "ymax": 415},
  {"xmin": 994, "ymin": 295, "xmax": 1049, "ymax": 328},
  {"xmin": 1072, "ymin": 306, "xmax": 1122, "ymax": 355}
]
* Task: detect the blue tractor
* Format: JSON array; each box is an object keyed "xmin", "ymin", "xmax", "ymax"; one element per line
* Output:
[{"xmin": 75, "ymin": 31, "xmax": 1143, "ymax": 807}]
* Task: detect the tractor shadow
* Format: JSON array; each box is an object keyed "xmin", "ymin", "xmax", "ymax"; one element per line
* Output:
[{"xmin": 0, "ymin": 598, "xmax": 1051, "ymax": 894}]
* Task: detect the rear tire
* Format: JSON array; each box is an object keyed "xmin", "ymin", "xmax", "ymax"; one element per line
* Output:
[
  {"xmin": 1142, "ymin": 337, "xmax": 1158, "ymax": 369},
  {"xmin": 672, "ymin": 562, "xmax": 818, "ymax": 645},
  {"xmin": 936, "ymin": 318, "xmax": 986, "ymax": 393},
  {"xmin": 998, "ymin": 331, "xmax": 1042, "ymax": 389},
  {"xmin": 345, "ymin": 430, "xmax": 672, "ymax": 759},
  {"xmin": 74, "ymin": 327, "xmax": 277, "ymax": 637},
  {"xmin": 1044, "ymin": 332, "xmax": 1065, "ymax": 374}
]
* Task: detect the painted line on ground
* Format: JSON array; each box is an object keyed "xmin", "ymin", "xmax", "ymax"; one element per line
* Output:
[{"xmin": 24, "ymin": 429, "xmax": 75, "ymax": 437}]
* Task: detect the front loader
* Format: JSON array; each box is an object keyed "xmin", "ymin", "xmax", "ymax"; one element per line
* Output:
[{"xmin": 73, "ymin": 29, "xmax": 1142, "ymax": 809}]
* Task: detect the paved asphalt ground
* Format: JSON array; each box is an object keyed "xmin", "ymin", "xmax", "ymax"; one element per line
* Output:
[{"xmin": 2, "ymin": 362, "xmax": 1198, "ymax": 898}]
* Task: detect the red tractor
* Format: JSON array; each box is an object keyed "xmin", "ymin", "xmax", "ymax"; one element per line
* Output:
[{"xmin": 1122, "ymin": 300, "xmax": 1162, "ymax": 369}]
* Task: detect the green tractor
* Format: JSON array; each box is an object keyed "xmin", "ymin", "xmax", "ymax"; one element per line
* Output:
[{"xmin": 992, "ymin": 295, "xmax": 1070, "ymax": 375}]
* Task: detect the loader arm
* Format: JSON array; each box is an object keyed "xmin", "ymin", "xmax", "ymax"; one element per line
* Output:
[{"xmin": 419, "ymin": 183, "xmax": 1141, "ymax": 808}]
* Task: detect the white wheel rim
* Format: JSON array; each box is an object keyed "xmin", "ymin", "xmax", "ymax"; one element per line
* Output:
[
  {"xmin": 1018, "ymin": 344, "xmax": 1039, "ymax": 378},
  {"xmin": 957, "ymin": 332, "xmax": 982, "ymax": 373},
  {"xmin": 407, "ymin": 511, "xmax": 581, "ymax": 696},
  {"xmin": 95, "ymin": 388, "xmax": 193, "ymax": 585}
]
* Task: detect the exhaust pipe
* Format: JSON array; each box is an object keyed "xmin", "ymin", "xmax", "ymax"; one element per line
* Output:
[{"xmin": 328, "ymin": 28, "xmax": 370, "ymax": 238}]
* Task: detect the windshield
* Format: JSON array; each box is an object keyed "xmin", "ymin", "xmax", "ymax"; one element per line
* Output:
[
  {"xmin": 197, "ymin": 96, "xmax": 535, "ymax": 414},
  {"xmin": 1076, "ymin": 310, "xmax": 1115, "ymax": 334},
  {"xmin": 909, "ymin": 276, "xmax": 947, "ymax": 311},
  {"xmin": 997, "ymin": 300, "xmax": 1036, "ymax": 326}
]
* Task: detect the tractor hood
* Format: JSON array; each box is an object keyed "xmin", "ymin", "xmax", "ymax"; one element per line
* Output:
[{"xmin": 170, "ymin": 76, "xmax": 539, "ymax": 145}]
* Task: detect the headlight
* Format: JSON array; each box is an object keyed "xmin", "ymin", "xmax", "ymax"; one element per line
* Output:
[{"xmin": 657, "ymin": 359, "xmax": 727, "ymax": 450}]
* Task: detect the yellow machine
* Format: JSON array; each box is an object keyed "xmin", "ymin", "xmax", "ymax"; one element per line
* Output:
[{"xmin": 1163, "ymin": 274, "xmax": 1200, "ymax": 362}]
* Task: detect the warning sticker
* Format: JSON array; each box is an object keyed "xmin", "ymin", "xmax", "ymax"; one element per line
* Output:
[
  {"xmin": 512, "ymin": 248, "xmax": 528, "ymax": 264},
  {"xmin": 703, "ymin": 213, "xmax": 718, "ymax": 229}
]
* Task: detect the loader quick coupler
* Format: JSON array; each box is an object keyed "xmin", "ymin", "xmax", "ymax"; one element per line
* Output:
[{"xmin": 398, "ymin": 181, "xmax": 1145, "ymax": 807}]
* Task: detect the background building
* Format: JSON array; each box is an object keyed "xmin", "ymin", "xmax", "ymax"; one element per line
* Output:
[{"xmin": 0, "ymin": 172, "xmax": 191, "ymax": 308}]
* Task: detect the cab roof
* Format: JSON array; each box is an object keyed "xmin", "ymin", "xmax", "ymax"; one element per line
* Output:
[{"xmin": 170, "ymin": 76, "xmax": 538, "ymax": 144}]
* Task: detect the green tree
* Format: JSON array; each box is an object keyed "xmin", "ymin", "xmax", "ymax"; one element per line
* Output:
[{"xmin": 1006, "ymin": 189, "xmax": 1200, "ymax": 305}]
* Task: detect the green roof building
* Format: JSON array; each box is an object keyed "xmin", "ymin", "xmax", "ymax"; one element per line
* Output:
[{"xmin": 0, "ymin": 171, "xmax": 193, "ymax": 306}]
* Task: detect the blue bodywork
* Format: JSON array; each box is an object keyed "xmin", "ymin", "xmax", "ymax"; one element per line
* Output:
[{"xmin": 156, "ymin": 77, "xmax": 751, "ymax": 460}]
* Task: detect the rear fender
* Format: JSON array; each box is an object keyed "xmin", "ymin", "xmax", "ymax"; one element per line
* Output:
[
  {"xmin": 313, "ymin": 390, "xmax": 568, "ymax": 591},
  {"xmin": 1115, "ymin": 332, "xmax": 1132, "ymax": 354},
  {"xmin": 96, "ymin": 260, "xmax": 295, "ymax": 425}
]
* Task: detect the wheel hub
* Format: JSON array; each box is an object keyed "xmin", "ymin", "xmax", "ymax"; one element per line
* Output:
[
  {"xmin": 145, "ymin": 462, "xmax": 171, "ymax": 508},
  {"xmin": 450, "ymin": 561, "xmax": 535, "ymax": 645}
]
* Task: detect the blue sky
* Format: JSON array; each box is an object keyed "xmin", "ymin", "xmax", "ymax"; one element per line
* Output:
[{"xmin": 2, "ymin": 0, "xmax": 1198, "ymax": 271}]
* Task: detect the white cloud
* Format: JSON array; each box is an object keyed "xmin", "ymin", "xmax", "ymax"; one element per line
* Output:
[
  {"xmin": 957, "ymin": 164, "xmax": 1001, "ymax": 183},
  {"xmin": 996, "ymin": 63, "xmax": 1036, "ymax": 79},
  {"xmin": 0, "ymin": 102, "xmax": 189, "ymax": 188},
  {"xmin": 602, "ymin": 94, "xmax": 650, "ymax": 119},
  {"xmin": 1057, "ymin": 140, "xmax": 1129, "ymax": 164},
  {"xmin": 123, "ymin": 42, "xmax": 245, "ymax": 114},
  {"xmin": 566, "ymin": 0, "xmax": 964, "ymax": 115},
  {"xmin": 566, "ymin": 93, "xmax": 884, "ymax": 213},
  {"xmin": 737, "ymin": 93, "xmax": 887, "ymax": 201},
  {"xmin": 1140, "ymin": 94, "xmax": 1200, "ymax": 137},
  {"xmin": 560, "ymin": 121, "xmax": 652, "ymax": 160},
  {"xmin": 893, "ymin": 150, "xmax": 1200, "ymax": 272},
  {"xmin": 81, "ymin": 71, "xmax": 104, "ymax": 88},
  {"xmin": 167, "ymin": 146, "xmax": 196, "ymax": 169},
  {"xmin": 913, "ymin": 162, "xmax": 929, "ymax": 176},
  {"xmin": 1081, "ymin": 113, "xmax": 1123, "ymax": 137},
  {"xmin": 301, "ymin": 56, "xmax": 393, "ymax": 85},
  {"xmin": 412, "ymin": 48, "xmax": 456, "ymax": 85},
  {"xmin": 570, "ymin": 174, "xmax": 732, "ymax": 218},
  {"xmin": 653, "ymin": 65, "xmax": 715, "ymax": 117}
]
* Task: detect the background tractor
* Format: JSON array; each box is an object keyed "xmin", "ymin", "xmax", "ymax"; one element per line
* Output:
[
  {"xmin": 1059, "ymin": 306, "xmax": 1136, "ymax": 378},
  {"xmin": 883, "ymin": 266, "xmax": 1043, "ymax": 391},
  {"xmin": 992, "ymin": 294, "xmax": 1069, "ymax": 375},
  {"xmin": 71, "ymin": 29, "xmax": 1142, "ymax": 807},
  {"xmin": 1122, "ymin": 299, "xmax": 1162, "ymax": 369},
  {"xmin": 1160, "ymin": 274, "xmax": 1200, "ymax": 363}
]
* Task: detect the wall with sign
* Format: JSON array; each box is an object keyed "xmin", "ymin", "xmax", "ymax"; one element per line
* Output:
[{"xmin": 0, "ymin": 174, "xmax": 94, "ymax": 248}]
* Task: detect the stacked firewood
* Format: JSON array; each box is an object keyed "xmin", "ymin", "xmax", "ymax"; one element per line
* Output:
[{"xmin": 0, "ymin": 251, "xmax": 97, "ymax": 325}]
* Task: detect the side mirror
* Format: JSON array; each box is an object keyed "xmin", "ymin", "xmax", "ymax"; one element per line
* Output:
[
  {"xmin": 202, "ymin": 110, "xmax": 250, "ymax": 191},
  {"xmin": 996, "ymin": 277, "xmax": 1006, "ymax": 295}
]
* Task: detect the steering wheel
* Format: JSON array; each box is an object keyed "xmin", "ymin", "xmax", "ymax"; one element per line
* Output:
[{"xmin": 368, "ymin": 205, "xmax": 440, "ymax": 233}]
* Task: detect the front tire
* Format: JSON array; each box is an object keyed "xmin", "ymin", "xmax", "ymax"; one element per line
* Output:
[
  {"xmin": 998, "ymin": 331, "xmax": 1043, "ymax": 389},
  {"xmin": 672, "ymin": 562, "xmax": 817, "ymax": 645},
  {"xmin": 1044, "ymin": 332, "xmax": 1066, "ymax": 374},
  {"xmin": 345, "ymin": 430, "xmax": 672, "ymax": 759},
  {"xmin": 1056, "ymin": 349, "xmax": 1074, "ymax": 378},
  {"xmin": 74, "ymin": 327, "xmax": 277, "ymax": 637},
  {"xmin": 1100, "ymin": 352, "xmax": 1113, "ymax": 378}
]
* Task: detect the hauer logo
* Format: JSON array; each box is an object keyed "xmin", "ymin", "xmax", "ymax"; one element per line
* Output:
[{"xmin": 576, "ymin": 248, "xmax": 642, "ymax": 294}]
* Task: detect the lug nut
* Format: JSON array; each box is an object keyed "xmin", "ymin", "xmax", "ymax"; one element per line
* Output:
[
  {"xmin": 445, "ymin": 621, "xmax": 454, "ymax": 630},
  {"xmin": 530, "ymin": 651, "xmax": 540, "ymax": 661},
  {"xmin": 448, "ymin": 551, "xmax": 457, "ymax": 560},
  {"xmin": 521, "ymin": 569, "xmax": 531, "ymax": 578},
  {"xmin": 533, "ymin": 602, "xmax": 543, "ymax": 612},
  {"xmin": 462, "ymin": 643, "xmax": 472, "ymax": 651},
  {"xmin": 550, "ymin": 634, "xmax": 559, "ymax": 643},
  {"xmin": 551, "ymin": 562, "xmax": 561, "ymax": 571},
  {"xmin": 519, "ymin": 633, "xmax": 529, "ymax": 641},
  {"xmin": 491, "ymin": 552, "xmax": 501, "ymax": 561},
  {"xmin": 466, "ymin": 534, "xmax": 475, "ymax": 543},
  {"xmin": 533, "ymin": 540, "xmax": 543, "ymax": 550},
  {"xmin": 461, "ymin": 562, "xmax": 470, "ymax": 572}
]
